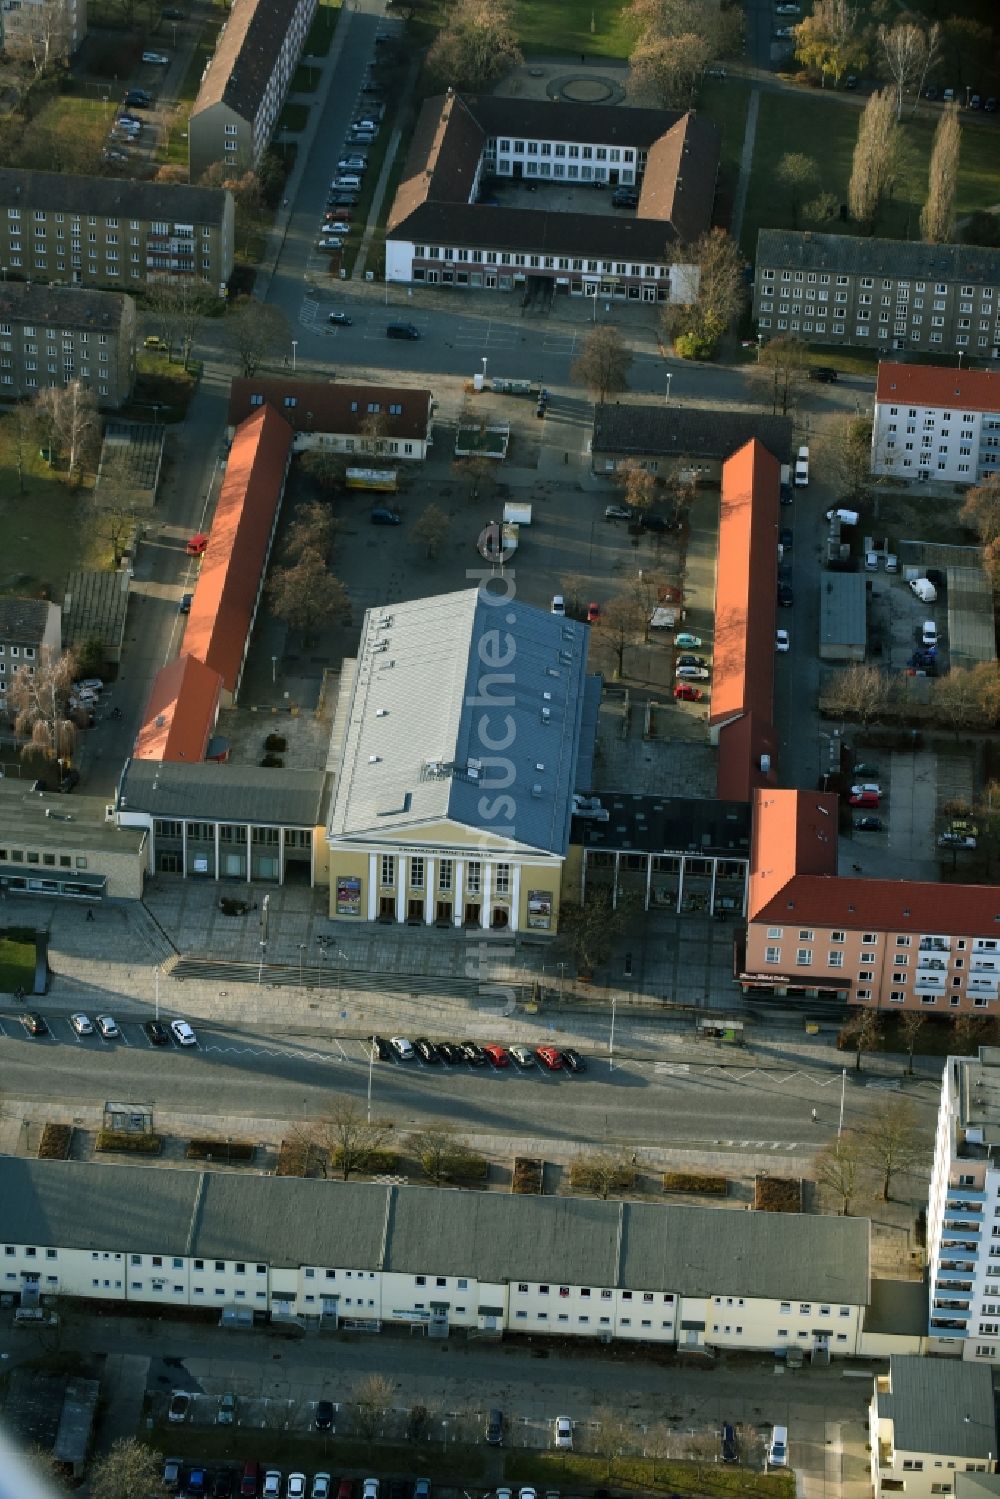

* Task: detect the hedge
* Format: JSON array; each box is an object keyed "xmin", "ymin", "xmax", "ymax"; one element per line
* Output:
[
  {"xmin": 186, "ymin": 1139, "xmax": 256, "ymax": 1162},
  {"xmin": 38, "ymin": 1123, "xmax": 73, "ymax": 1160},
  {"xmin": 662, "ymin": 1171, "xmax": 727, "ymax": 1195},
  {"xmin": 754, "ymin": 1175, "xmax": 801, "ymax": 1212},
  {"xmin": 331, "ymin": 1148, "xmax": 399, "ymax": 1173},
  {"xmin": 96, "ymin": 1130, "xmax": 162, "ymax": 1154}
]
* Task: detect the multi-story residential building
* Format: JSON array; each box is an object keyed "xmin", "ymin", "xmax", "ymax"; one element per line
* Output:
[
  {"xmin": 753, "ymin": 231, "xmax": 1000, "ymax": 356},
  {"xmin": 188, "ymin": 0, "xmax": 317, "ymax": 180},
  {"xmin": 0, "ymin": 1156, "xmax": 871, "ymax": 1355},
  {"xmin": 0, "ymin": 282, "xmax": 135, "ymax": 408},
  {"xmin": 226, "ymin": 378, "xmax": 435, "ymax": 460},
  {"xmin": 0, "ymin": 597, "xmax": 60, "ymax": 714},
  {"xmin": 873, "ymin": 363, "xmax": 1000, "ymax": 485},
  {"xmin": 870, "ymin": 1356, "xmax": 997, "ymax": 1499},
  {"xmin": 0, "ymin": 0, "xmax": 86, "ymax": 64},
  {"xmin": 741, "ymin": 788, "xmax": 1000, "ymax": 1014},
  {"xmin": 387, "ymin": 92, "xmax": 719, "ymax": 301},
  {"xmin": 926, "ymin": 1046, "xmax": 1000, "ymax": 1359},
  {"xmin": 0, "ymin": 169, "xmax": 234, "ymax": 296}
]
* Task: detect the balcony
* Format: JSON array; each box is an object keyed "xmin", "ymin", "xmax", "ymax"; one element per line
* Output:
[
  {"xmin": 943, "ymin": 1202, "xmax": 983, "ymax": 1219},
  {"xmin": 929, "ymin": 1320, "xmax": 969, "ymax": 1337},
  {"xmin": 920, "ymin": 937, "xmax": 951, "ymax": 952},
  {"xmin": 947, "ymin": 1185, "xmax": 986, "ymax": 1201}
]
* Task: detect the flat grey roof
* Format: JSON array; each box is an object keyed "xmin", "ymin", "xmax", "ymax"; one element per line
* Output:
[
  {"xmin": 0, "ymin": 1158, "xmax": 872, "ymax": 1304},
  {"xmin": 120, "ymin": 760, "xmax": 329, "ymax": 827},
  {"xmin": 881, "ymin": 1355, "xmax": 997, "ymax": 1458},
  {"xmin": 819, "ymin": 571, "xmax": 867, "ymax": 649},
  {"xmin": 864, "ymin": 1277, "xmax": 927, "ymax": 1336},
  {"xmin": 0, "ymin": 781, "xmax": 146, "ymax": 855},
  {"xmin": 576, "ymin": 794, "xmax": 751, "ymax": 855}
]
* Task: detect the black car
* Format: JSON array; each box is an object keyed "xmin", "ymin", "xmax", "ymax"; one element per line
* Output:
[
  {"xmin": 779, "ymin": 527, "xmax": 793, "ymax": 549},
  {"xmin": 144, "ymin": 1020, "xmax": 170, "ymax": 1045},
  {"xmin": 370, "ymin": 1034, "xmax": 392, "ymax": 1061},
  {"xmin": 855, "ymin": 816, "xmax": 883, "ymax": 832},
  {"xmin": 437, "ymin": 1041, "xmax": 462, "ymax": 1065},
  {"xmin": 328, "ymin": 311, "xmax": 352, "ymax": 326},
  {"xmin": 809, "ymin": 365, "xmax": 838, "ymax": 383},
  {"xmin": 461, "ymin": 1040, "xmax": 487, "ymax": 1066},
  {"xmin": 161, "ymin": 5, "xmax": 185, "ymax": 14},
  {"xmin": 22, "ymin": 1013, "xmax": 48, "ymax": 1036},
  {"xmin": 722, "ymin": 1423, "xmax": 738, "ymax": 1463},
  {"xmin": 561, "ymin": 1048, "xmax": 587, "ymax": 1073},
  {"xmin": 213, "ymin": 1472, "xmax": 235, "ymax": 1499},
  {"xmin": 314, "ymin": 1398, "xmax": 335, "ymax": 1431},
  {"xmin": 414, "ymin": 1037, "xmax": 439, "ymax": 1063},
  {"xmin": 125, "ymin": 90, "xmax": 151, "ymax": 107},
  {"xmin": 179, "ymin": 592, "xmax": 193, "ymax": 614},
  {"xmin": 777, "ymin": 582, "xmax": 793, "ymax": 607},
  {"xmin": 779, "ymin": 483, "xmax": 793, "ymax": 506},
  {"xmin": 641, "ymin": 513, "xmax": 670, "ymax": 532},
  {"xmin": 59, "ymin": 769, "xmax": 80, "ymax": 792},
  {"xmin": 387, "ymin": 321, "xmax": 420, "ymax": 340}
]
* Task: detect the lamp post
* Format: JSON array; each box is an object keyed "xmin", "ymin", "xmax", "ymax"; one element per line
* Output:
[
  {"xmin": 664, "ymin": 372, "xmax": 672, "ymax": 404},
  {"xmin": 838, "ymin": 1066, "xmax": 847, "ymax": 1139},
  {"xmin": 271, "ymin": 655, "xmax": 278, "ymax": 684},
  {"xmin": 481, "ymin": 356, "xmax": 488, "ymax": 382},
  {"xmin": 609, "ymin": 995, "xmax": 617, "ymax": 1072},
  {"xmin": 291, "ymin": 339, "xmax": 298, "ymax": 372},
  {"xmin": 367, "ymin": 1038, "xmax": 376, "ymax": 1123},
  {"xmin": 298, "ymin": 942, "xmax": 306, "ymax": 987},
  {"xmin": 317, "ymin": 937, "xmax": 327, "ymax": 987}
]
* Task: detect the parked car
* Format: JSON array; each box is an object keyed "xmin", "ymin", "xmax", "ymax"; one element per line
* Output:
[
  {"xmin": 674, "ymin": 632, "xmax": 702, "ymax": 647},
  {"xmin": 217, "ymin": 1392, "xmax": 236, "ymax": 1425},
  {"xmin": 722, "ymin": 1423, "xmax": 738, "ymax": 1463},
  {"xmin": 922, "ymin": 620, "xmax": 939, "ymax": 647},
  {"xmin": 855, "ymin": 816, "xmax": 884, "ymax": 832},
  {"xmin": 768, "ymin": 1427, "xmax": 788, "ymax": 1467},
  {"xmin": 145, "ymin": 1019, "xmax": 170, "ymax": 1045},
  {"xmin": 604, "ymin": 504, "xmax": 631, "ymax": 520},
  {"xmin": 586, "ymin": 601, "xmax": 601, "ymax": 623},
  {"xmin": 561, "ymin": 1048, "xmax": 587, "ymax": 1073},
  {"xmin": 779, "ymin": 527, "xmax": 793, "ymax": 550},
  {"xmin": 96, "ymin": 1014, "xmax": 120, "ymax": 1039},
  {"xmin": 70, "ymin": 1012, "xmax": 94, "ymax": 1036},
  {"xmin": 362, "ymin": 1482, "xmax": 379, "ymax": 1499},
  {"xmin": 851, "ymin": 782, "xmax": 882, "ymax": 798},
  {"xmin": 414, "ymin": 1037, "xmax": 439, "ymax": 1063},
  {"xmin": 509, "ymin": 1044, "xmax": 535, "ymax": 1067},
  {"xmin": 371, "ymin": 507, "xmax": 401, "ymax": 525},
  {"xmin": 240, "ymin": 1462, "xmax": 261, "ymax": 1498},
  {"xmin": 777, "ymin": 582, "xmax": 793, "ymax": 607},
  {"xmin": 318, "ymin": 237, "xmax": 344, "ymax": 251},
  {"xmin": 142, "ymin": 49, "xmax": 170, "ymax": 62},
  {"xmin": 186, "ymin": 532, "xmax": 208, "ymax": 555},
  {"xmin": 312, "ymin": 1478, "xmax": 332, "ymax": 1499},
  {"xmin": 938, "ymin": 832, "xmax": 976, "ymax": 848},
  {"xmin": 168, "ymin": 1391, "xmax": 191, "ymax": 1423},
  {"xmin": 486, "ymin": 1408, "xmax": 505, "ymax": 1445},
  {"xmin": 22, "ymin": 1013, "xmax": 48, "ymax": 1037},
  {"xmin": 483, "ymin": 1043, "xmax": 509, "ymax": 1067},
  {"xmin": 335, "ymin": 1484, "xmax": 354, "ymax": 1499},
  {"xmin": 412, "ymin": 1484, "xmax": 430, "ymax": 1499},
  {"xmin": 214, "ymin": 1474, "xmax": 235, "ymax": 1499},
  {"xmin": 164, "ymin": 1459, "xmax": 184, "ymax": 1490},
  {"xmin": 775, "ymin": 628, "xmax": 790, "ymax": 653},
  {"xmin": 554, "ymin": 1416, "xmax": 574, "ymax": 1449},
  {"xmin": 314, "ymin": 1398, "xmax": 335, "ymax": 1431},
  {"xmin": 286, "ymin": 1476, "xmax": 306, "ymax": 1499},
  {"xmin": 676, "ymin": 664, "xmax": 710, "ymax": 680},
  {"xmin": 853, "ymin": 761, "xmax": 880, "ymax": 775},
  {"xmin": 170, "ymin": 1019, "xmax": 197, "ymax": 1046},
  {"xmin": 677, "ymin": 654, "xmax": 708, "ymax": 668},
  {"xmin": 437, "ymin": 1041, "xmax": 463, "ymax": 1065},
  {"xmin": 188, "ymin": 1469, "xmax": 208, "ymax": 1496},
  {"xmin": 849, "ymin": 791, "xmax": 880, "ymax": 808},
  {"xmin": 794, "ymin": 444, "xmax": 809, "ymax": 486},
  {"xmin": 328, "ymin": 312, "xmax": 352, "ymax": 324},
  {"xmin": 461, "ymin": 1039, "xmax": 486, "ymax": 1066},
  {"xmin": 809, "ymin": 365, "xmax": 838, "ymax": 383},
  {"xmin": 262, "ymin": 1474, "xmax": 281, "ymax": 1499},
  {"xmin": 386, "ymin": 321, "xmax": 420, "ymax": 339},
  {"xmin": 535, "ymin": 1045, "xmax": 563, "ymax": 1070},
  {"xmin": 390, "ymin": 1035, "xmax": 414, "ymax": 1060},
  {"xmin": 550, "ymin": 594, "xmax": 566, "ymax": 615},
  {"xmin": 180, "ymin": 592, "xmax": 193, "ymax": 614},
  {"xmin": 673, "ymin": 683, "xmax": 703, "ymax": 701}
]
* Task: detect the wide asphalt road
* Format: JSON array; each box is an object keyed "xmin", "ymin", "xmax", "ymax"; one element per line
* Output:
[{"xmin": 0, "ymin": 1012, "xmax": 939, "ymax": 1153}]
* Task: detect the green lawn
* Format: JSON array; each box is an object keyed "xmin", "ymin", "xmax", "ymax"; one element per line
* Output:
[
  {"xmin": 304, "ymin": 0, "xmax": 341, "ymax": 57},
  {"xmin": 741, "ymin": 92, "xmax": 1000, "ymax": 257},
  {"xmin": 513, "ymin": 0, "xmax": 631, "ymax": 57},
  {"xmin": 0, "ymin": 415, "xmax": 96, "ymax": 598},
  {"xmin": 178, "ymin": 16, "xmax": 223, "ymax": 103},
  {"xmin": 0, "ymin": 938, "xmax": 35, "ymax": 995},
  {"xmin": 278, "ymin": 101, "xmax": 311, "ymax": 133},
  {"xmin": 125, "ymin": 355, "xmax": 202, "ymax": 423}
]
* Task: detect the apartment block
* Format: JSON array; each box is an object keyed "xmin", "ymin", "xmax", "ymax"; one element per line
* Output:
[
  {"xmin": 0, "ymin": 598, "xmax": 60, "ymax": 714},
  {"xmin": 741, "ymin": 789, "xmax": 1000, "ymax": 1014},
  {"xmin": 925, "ymin": 1046, "xmax": 1000, "ymax": 1359},
  {"xmin": 0, "ymin": 169, "xmax": 234, "ymax": 296},
  {"xmin": 873, "ymin": 363, "xmax": 1000, "ymax": 485},
  {"xmin": 188, "ymin": 0, "xmax": 317, "ymax": 180},
  {"xmin": 870, "ymin": 1357, "xmax": 997, "ymax": 1499},
  {"xmin": 0, "ymin": 282, "xmax": 135, "ymax": 408},
  {"xmin": 753, "ymin": 231, "xmax": 1000, "ymax": 356},
  {"xmin": 1, "ymin": 0, "xmax": 86, "ymax": 64}
]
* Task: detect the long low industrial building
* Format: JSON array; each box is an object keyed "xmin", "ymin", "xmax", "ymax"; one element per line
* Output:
[{"xmin": 0, "ymin": 1156, "xmax": 895, "ymax": 1356}]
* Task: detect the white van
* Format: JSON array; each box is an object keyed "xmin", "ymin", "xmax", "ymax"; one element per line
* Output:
[
  {"xmin": 794, "ymin": 445, "xmax": 809, "ymax": 486},
  {"xmin": 909, "ymin": 577, "xmax": 937, "ymax": 603},
  {"xmin": 768, "ymin": 1426, "xmax": 788, "ymax": 1467},
  {"xmin": 332, "ymin": 174, "xmax": 361, "ymax": 189},
  {"xmin": 826, "ymin": 507, "xmax": 858, "ymax": 526}
]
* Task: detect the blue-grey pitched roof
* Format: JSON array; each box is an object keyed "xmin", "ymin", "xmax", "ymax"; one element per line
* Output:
[
  {"xmin": 756, "ymin": 229, "xmax": 1000, "ymax": 285},
  {"xmin": 880, "ymin": 1356, "xmax": 997, "ymax": 1458},
  {"xmin": 328, "ymin": 589, "xmax": 591, "ymax": 857}
]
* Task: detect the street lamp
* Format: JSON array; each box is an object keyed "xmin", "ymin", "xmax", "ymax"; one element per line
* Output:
[
  {"xmin": 664, "ymin": 372, "xmax": 672, "ymax": 405},
  {"xmin": 298, "ymin": 942, "xmax": 306, "ymax": 986},
  {"xmin": 367, "ymin": 1038, "xmax": 376, "ymax": 1123},
  {"xmin": 481, "ymin": 356, "xmax": 488, "ymax": 381},
  {"xmin": 271, "ymin": 655, "xmax": 278, "ymax": 684},
  {"xmin": 291, "ymin": 339, "xmax": 298, "ymax": 372},
  {"xmin": 609, "ymin": 995, "xmax": 617, "ymax": 1072}
]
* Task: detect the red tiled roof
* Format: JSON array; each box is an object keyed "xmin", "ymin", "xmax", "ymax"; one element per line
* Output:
[
  {"xmin": 752, "ymin": 872, "xmax": 1000, "ymax": 937},
  {"xmin": 183, "ymin": 405, "xmax": 293, "ymax": 695},
  {"xmin": 227, "ymin": 378, "xmax": 433, "ymax": 442},
  {"xmin": 748, "ymin": 788, "xmax": 839, "ymax": 920},
  {"xmin": 134, "ymin": 654, "xmax": 223, "ymax": 764},
  {"xmin": 711, "ymin": 438, "xmax": 780, "ymax": 728},
  {"xmin": 717, "ymin": 712, "xmax": 779, "ymax": 804},
  {"xmin": 876, "ymin": 361, "xmax": 1000, "ymax": 414}
]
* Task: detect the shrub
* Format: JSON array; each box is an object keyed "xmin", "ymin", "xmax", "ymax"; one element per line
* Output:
[
  {"xmin": 674, "ymin": 330, "xmax": 718, "ymax": 360},
  {"xmin": 754, "ymin": 1175, "xmax": 802, "ymax": 1212},
  {"xmin": 662, "ymin": 1171, "xmax": 727, "ymax": 1194},
  {"xmin": 512, "ymin": 1157, "xmax": 543, "ymax": 1194},
  {"xmin": 38, "ymin": 1123, "xmax": 73, "ymax": 1160},
  {"xmin": 1, "ymin": 926, "xmax": 38, "ymax": 943},
  {"xmin": 96, "ymin": 1130, "xmax": 162, "ymax": 1154},
  {"xmin": 331, "ymin": 1147, "xmax": 399, "ymax": 1173},
  {"xmin": 186, "ymin": 1139, "xmax": 256, "ymax": 1162}
]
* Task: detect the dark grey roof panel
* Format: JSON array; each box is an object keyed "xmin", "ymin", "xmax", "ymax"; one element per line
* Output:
[
  {"xmin": 881, "ymin": 1355, "xmax": 997, "ymax": 1458},
  {"xmin": 0, "ymin": 166, "xmax": 230, "ymax": 225},
  {"xmin": 120, "ymin": 760, "xmax": 328, "ymax": 826},
  {"xmin": 756, "ymin": 230, "xmax": 1000, "ymax": 284},
  {"xmin": 592, "ymin": 404, "xmax": 794, "ymax": 465}
]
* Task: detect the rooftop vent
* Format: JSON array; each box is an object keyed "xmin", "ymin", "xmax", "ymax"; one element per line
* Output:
[
  {"xmin": 541, "ymin": 707, "xmax": 551, "ymax": 724},
  {"xmin": 376, "ymin": 708, "xmax": 388, "ymax": 717},
  {"xmin": 531, "ymin": 784, "xmax": 543, "ymax": 798},
  {"xmin": 368, "ymin": 755, "xmax": 381, "ymax": 764}
]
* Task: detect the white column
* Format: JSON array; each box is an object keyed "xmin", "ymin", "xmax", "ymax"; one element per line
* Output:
[
  {"xmin": 214, "ymin": 823, "xmax": 221, "ymax": 882},
  {"xmin": 509, "ymin": 865, "xmax": 521, "ymax": 933},
  {"xmin": 645, "ymin": 855, "xmax": 652, "ymax": 911},
  {"xmin": 395, "ymin": 857, "xmax": 407, "ymax": 922},
  {"xmin": 368, "ymin": 854, "xmax": 378, "ymax": 920},
  {"xmin": 246, "ymin": 823, "xmax": 253, "ymax": 882},
  {"xmin": 181, "ymin": 820, "xmax": 188, "ymax": 878},
  {"xmin": 278, "ymin": 826, "xmax": 285, "ymax": 886},
  {"xmin": 453, "ymin": 860, "xmax": 464, "ymax": 927},
  {"xmin": 424, "ymin": 857, "xmax": 435, "ymax": 925},
  {"xmin": 676, "ymin": 857, "xmax": 685, "ymax": 912},
  {"xmin": 612, "ymin": 851, "xmax": 620, "ymax": 909},
  {"xmin": 479, "ymin": 862, "xmax": 492, "ymax": 929}
]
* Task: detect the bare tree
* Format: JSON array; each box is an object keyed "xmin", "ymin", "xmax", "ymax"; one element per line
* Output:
[
  {"xmin": 848, "ymin": 88, "xmax": 901, "ymax": 231},
  {"xmin": 34, "ymin": 380, "xmax": 99, "ymax": 483},
  {"xmin": 407, "ymin": 1122, "xmax": 483, "ymax": 1184},
  {"xmin": 412, "ymin": 503, "xmax": 449, "ymax": 559},
  {"xmin": 10, "ymin": 647, "xmax": 77, "ymax": 763},
  {"xmin": 824, "ymin": 663, "xmax": 891, "ymax": 728},
  {"xmin": 453, "ymin": 454, "xmax": 495, "ymax": 504},
  {"xmin": 268, "ymin": 551, "xmax": 350, "ymax": 642},
  {"xmin": 755, "ymin": 335, "xmax": 810, "ymax": 415},
  {"xmin": 663, "ymin": 228, "xmax": 745, "ymax": 357},
  {"xmin": 935, "ymin": 668, "xmax": 993, "ymax": 736},
  {"xmin": 961, "ymin": 473, "xmax": 1000, "ymax": 547},
  {"xmin": 878, "ymin": 20, "xmax": 940, "ymax": 119},
  {"xmin": 229, "ymin": 296, "xmax": 290, "ymax": 377},
  {"xmin": 300, "ymin": 450, "xmax": 347, "ymax": 494},
  {"xmin": 822, "ymin": 413, "xmax": 875, "ymax": 503},
  {"xmin": 899, "ymin": 1011, "xmax": 927, "ymax": 1076},
  {"xmin": 353, "ymin": 1373, "xmax": 395, "ymax": 1440},
  {"xmin": 921, "ymin": 102, "xmax": 961, "ymax": 244},
  {"xmin": 776, "ymin": 153, "xmax": 820, "ymax": 229},
  {"xmin": 567, "ymin": 1148, "xmax": 638, "ymax": 1200},
  {"xmin": 90, "ymin": 447, "xmax": 141, "ymax": 568},
  {"xmin": 860, "ymin": 1097, "xmax": 923, "ymax": 1201},
  {"xmin": 558, "ymin": 891, "xmax": 634, "ymax": 975},
  {"xmin": 6, "ymin": 0, "xmax": 73, "ymax": 75},
  {"xmin": 596, "ymin": 592, "xmax": 650, "ymax": 677},
  {"xmin": 10, "ymin": 400, "xmax": 41, "ymax": 495},
  {"xmin": 359, "ymin": 411, "xmax": 391, "ymax": 460},
  {"xmin": 572, "ymin": 325, "xmax": 632, "ymax": 404},
  {"xmin": 305, "ymin": 1098, "xmax": 394, "ymax": 1181},
  {"xmin": 284, "ymin": 500, "xmax": 337, "ymax": 563},
  {"xmin": 615, "ymin": 459, "xmax": 657, "ymax": 514},
  {"xmin": 146, "ymin": 278, "xmax": 215, "ymax": 368},
  {"xmin": 841, "ymin": 1006, "xmax": 882, "ymax": 1073},
  {"xmin": 814, "ymin": 1131, "xmax": 864, "ymax": 1214},
  {"xmin": 90, "ymin": 1441, "xmax": 163, "ymax": 1499}
]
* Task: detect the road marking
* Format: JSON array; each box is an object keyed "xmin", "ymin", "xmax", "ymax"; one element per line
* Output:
[
  {"xmin": 202, "ymin": 1043, "xmax": 340, "ymax": 1065},
  {"xmin": 654, "ymin": 1062, "xmax": 691, "ymax": 1075}
]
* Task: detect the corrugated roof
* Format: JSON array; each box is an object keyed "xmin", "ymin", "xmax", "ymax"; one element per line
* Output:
[
  {"xmin": 592, "ymin": 405, "xmax": 793, "ymax": 464},
  {"xmin": 876, "ymin": 361, "xmax": 1000, "ymax": 414},
  {"xmin": 227, "ymin": 378, "xmax": 433, "ymax": 442},
  {"xmin": 0, "ymin": 596, "xmax": 56, "ymax": 645},
  {"xmin": 0, "ymin": 281, "xmax": 131, "ymax": 333},
  {"xmin": 192, "ymin": 0, "xmax": 310, "ymax": 124},
  {"xmin": 328, "ymin": 589, "xmax": 590, "ymax": 858},
  {"xmin": 711, "ymin": 439, "xmax": 779, "ymax": 726},
  {"xmin": 748, "ymin": 788, "xmax": 841, "ymax": 922},
  {"xmin": 756, "ymin": 229, "xmax": 1000, "ymax": 284},
  {"xmin": 120, "ymin": 760, "xmax": 327, "ymax": 826},
  {"xmin": 0, "ymin": 1158, "xmax": 872, "ymax": 1304},
  {"xmin": 0, "ymin": 165, "xmax": 231, "ymax": 226},
  {"xmin": 183, "ymin": 405, "xmax": 293, "ymax": 695},
  {"xmin": 134, "ymin": 654, "xmax": 223, "ymax": 764},
  {"xmin": 880, "ymin": 1356, "xmax": 996, "ymax": 1458}
]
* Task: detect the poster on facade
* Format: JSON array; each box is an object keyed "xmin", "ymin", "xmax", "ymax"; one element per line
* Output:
[
  {"xmin": 527, "ymin": 890, "xmax": 552, "ymax": 930},
  {"xmin": 337, "ymin": 876, "xmax": 362, "ymax": 915}
]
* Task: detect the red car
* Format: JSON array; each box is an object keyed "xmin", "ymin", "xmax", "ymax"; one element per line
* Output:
[
  {"xmin": 483, "ymin": 1043, "xmax": 509, "ymax": 1068},
  {"xmin": 849, "ymin": 790, "xmax": 880, "ymax": 808},
  {"xmin": 185, "ymin": 532, "xmax": 209, "ymax": 556},
  {"xmin": 535, "ymin": 1045, "xmax": 563, "ymax": 1071},
  {"xmin": 673, "ymin": 683, "xmax": 703, "ymax": 702},
  {"xmin": 586, "ymin": 602, "xmax": 600, "ymax": 623}
]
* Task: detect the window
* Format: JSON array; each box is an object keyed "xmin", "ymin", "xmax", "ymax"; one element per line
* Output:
[
  {"xmin": 796, "ymin": 949, "xmax": 813, "ymax": 966},
  {"xmin": 765, "ymin": 946, "xmax": 781, "ymax": 963}
]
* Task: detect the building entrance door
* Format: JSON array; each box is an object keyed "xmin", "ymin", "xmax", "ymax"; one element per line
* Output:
[
  {"xmin": 379, "ymin": 895, "xmax": 395, "ymax": 919},
  {"xmin": 464, "ymin": 903, "xmax": 480, "ymax": 926}
]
